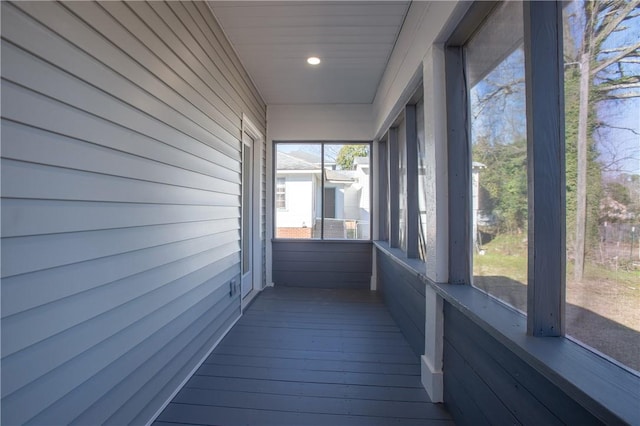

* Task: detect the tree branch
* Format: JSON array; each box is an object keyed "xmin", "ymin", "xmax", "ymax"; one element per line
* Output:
[
  {"xmin": 593, "ymin": 0, "xmax": 640, "ymax": 46},
  {"xmin": 592, "ymin": 40, "xmax": 640, "ymax": 75},
  {"xmin": 602, "ymin": 91, "xmax": 640, "ymax": 100},
  {"xmin": 596, "ymin": 81, "xmax": 640, "ymax": 92},
  {"xmin": 600, "ymin": 124, "xmax": 640, "ymax": 136}
]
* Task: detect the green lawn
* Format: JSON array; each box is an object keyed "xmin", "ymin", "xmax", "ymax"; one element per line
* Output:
[
  {"xmin": 474, "ymin": 233, "xmax": 528, "ymax": 284},
  {"xmin": 475, "ymin": 232, "xmax": 639, "ymax": 286}
]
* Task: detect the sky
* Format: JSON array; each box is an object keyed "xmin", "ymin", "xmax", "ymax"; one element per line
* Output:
[
  {"xmin": 567, "ymin": 0, "xmax": 640, "ymax": 176},
  {"xmin": 469, "ymin": 0, "xmax": 639, "ymax": 176}
]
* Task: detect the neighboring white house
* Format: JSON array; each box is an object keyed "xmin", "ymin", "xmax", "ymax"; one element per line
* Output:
[
  {"xmin": 276, "ymin": 151, "xmax": 370, "ymax": 239},
  {"xmin": 275, "ymin": 151, "xmax": 321, "ymax": 238},
  {"xmin": 472, "ymin": 161, "xmax": 486, "ymax": 250}
]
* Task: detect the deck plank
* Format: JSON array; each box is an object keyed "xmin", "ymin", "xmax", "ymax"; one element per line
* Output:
[{"xmin": 155, "ymin": 287, "xmax": 453, "ymax": 425}]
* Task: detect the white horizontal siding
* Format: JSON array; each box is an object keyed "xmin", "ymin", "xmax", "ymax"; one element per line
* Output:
[{"xmin": 0, "ymin": 1, "xmax": 265, "ymax": 424}]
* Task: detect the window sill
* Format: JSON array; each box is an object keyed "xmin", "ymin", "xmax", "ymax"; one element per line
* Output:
[
  {"xmin": 373, "ymin": 241, "xmax": 426, "ymax": 278},
  {"xmin": 273, "ymin": 238, "xmax": 372, "ymax": 244},
  {"xmin": 374, "ymin": 240, "xmax": 639, "ymax": 424}
]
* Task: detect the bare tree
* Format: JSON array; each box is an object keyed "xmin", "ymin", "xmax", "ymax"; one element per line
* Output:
[{"xmin": 571, "ymin": 0, "xmax": 640, "ymax": 281}]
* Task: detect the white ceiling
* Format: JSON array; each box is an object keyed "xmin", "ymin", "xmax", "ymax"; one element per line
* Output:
[{"xmin": 208, "ymin": 1, "xmax": 410, "ymax": 105}]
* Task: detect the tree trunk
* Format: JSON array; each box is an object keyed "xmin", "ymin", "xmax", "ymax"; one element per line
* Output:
[{"xmin": 573, "ymin": 50, "xmax": 591, "ymax": 282}]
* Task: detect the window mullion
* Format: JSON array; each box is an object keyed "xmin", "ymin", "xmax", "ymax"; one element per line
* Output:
[
  {"xmin": 406, "ymin": 105, "xmax": 419, "ymax": 258},
  {"xmin": 523, "ymin": 0, "xmax": 565, "ymax": 336},
  {"xmin": 446, "ymin": 46, "xmax": 472, "ymax": 285},
  {"xmin": 379, "ymin": 140, "xmax": 388, "ymax": 241},
  {"xmin": 321, "ymin": 143, "xmax": 325, "ymax": 240}
]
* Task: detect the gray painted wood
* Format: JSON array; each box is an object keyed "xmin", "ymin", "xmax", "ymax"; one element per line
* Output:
[
  {"xmin": 444, "ymin": 45, "xmax": 472, "ymax": 285},
  {"xmin": 378, "ymin": 139, "xmax": 389, "ymax": 241},
  {"xmin": 434, "ymin": 282, "xmax": 640, "ymax": 425},
  {"xmin": 155, "ymin": 287, "xmax": 453, "ymax": 425},
  {"xmin": 376, "ymin": 247, "xmax": 426, "ymax": 356},
  {"xmin": 443, "ymin": 302, "xmax": 602, "ymax": 425},
  {"xmin": 388, "ymin": 128, "xmax": 400, "ymax": 248},
  {"xmin": 405, "ymin": 105, "xmax": 419, "ymax": 258},
  {"xmin": 0, "ymin": 1, "xmax": 265, "ymax": 424},
  {"xmin": 523, "ymin": 1, "xmax": 566, "ymax": 337},
  {"xmin": 272, "ymin": 241, "xmax": 372, "ymax": 289}
]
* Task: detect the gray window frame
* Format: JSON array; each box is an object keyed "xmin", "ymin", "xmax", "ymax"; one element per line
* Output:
[
  {"xmin": 377, "ymin": 137, "xmax": 389, "ymax": 242},
  {"xmin": 272, "ymin": 141, "xmax": 373, "ymax": 241},
  {"xmin": 445, "ymin": 1, "xmax": 566, "ymax": 336}
]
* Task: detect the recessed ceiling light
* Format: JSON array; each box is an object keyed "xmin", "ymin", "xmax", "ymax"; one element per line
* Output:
[{"xmin": 307, "ymin": 57, "xmax": 321, "ymax": 65}]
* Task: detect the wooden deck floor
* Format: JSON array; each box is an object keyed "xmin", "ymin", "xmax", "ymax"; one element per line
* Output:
[{"xmin": 154, "ymin": 287, "xmax": 453, "ymax": 425}]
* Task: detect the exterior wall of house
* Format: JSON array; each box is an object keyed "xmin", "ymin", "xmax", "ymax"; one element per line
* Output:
[
  {"xmin": 375, "ymin": 246, "xmax": 426, "ymax": 356},
  {"xmin": 275, "ymin": 173, "xmax": 315, "ymax": 230},
  {"xmin": 442, "ymin": 302, "xmax": 600, "ymax": 425},
  {"xmin": 266, "ymin": 105, "xmax": 374, "ymax": 284},
  {"xmin": 0, "ymin": 1, "xmax": 265, "ymax": 424},
  {"xmin": 272, "ymin": 240, "xmax": 372, "ymax": 289},
  {"xmin": 267, "ymin": 104, "xmax": 374, "ymax": 142}
]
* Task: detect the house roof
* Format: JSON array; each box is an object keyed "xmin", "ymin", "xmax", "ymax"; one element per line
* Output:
[
  {"xmin": 325, "ymin": 169, "xmax": 356, "ymax": 182},
  {"xmin": 277, "ymin": 151, "xmax": 319, "ymax": 170},
  {"xmin": 354, "ymin": 156, "xmax": 369, "ymax": 167}
]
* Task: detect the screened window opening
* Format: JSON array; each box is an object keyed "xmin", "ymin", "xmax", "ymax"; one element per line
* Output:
[
  {"xmin": 466, "ymin": 1, "xmax": 528, "ymax": 313},
  {"xmin": 563, "ymin": 0, "xmax": 640, "ymax": 372},
  {"xmin": 416, "ymin": 98, "xmax": 428, "ymax": 260},
  {"xmin": 275, "ymin": 142, "xmax": 371, "ymax": 240},
  {"xmin": 397, "ymin": 118, "xmax": 408, "ymax": 252}
]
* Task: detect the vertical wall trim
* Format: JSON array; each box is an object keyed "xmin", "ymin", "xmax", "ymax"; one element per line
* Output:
[
  {"xmin": 378, "ymin": 139, "xmax": 389, "ymax": 242},
  {"xmin": 369, "ymin": 140, "xmax": 374, "ymax": 241},
  {"xmin": 445, "ymin": 46, "xmax": 471, "ymax": 284},
  {"xmin": 421, "ymin": 286, "xmax": 444, "ymax": 402},
  {"xmin": 320, "ymin": 143, "xmax": 325, "ymax": 239},
  {"xmin": 266, "ymin": 111, "xmax": 274, "ymax": 286},
  {"xmin": 405, "ymin": 105, "xmax": 419, "ymax": 259},
  {"xmin": 372, "ymin": 141, "xmax": 380, "ymax": 241},
  {"xmin": 423, "ymin": 46, "xmax": 449, "ymax": 283},
  {"xmin": 523, "ymin": 1, "xmax": 565, "ymax": 336},
  {"xmin": 241, "ymin": 113, "xmax": 265, "ymax": 307},
  {"xmin": 388, "ymin": 128, "xmax": 400, "ymax": 248},
  {"xmin": 371, "ymin": 247, "xmax": 378, "ymax": 290}
]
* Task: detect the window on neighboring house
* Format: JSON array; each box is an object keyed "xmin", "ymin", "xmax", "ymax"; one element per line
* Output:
[
  {"xmin": 276, "ymin": 177, "xmax": 286, "ymax": 210},
  {"xmin": 275, "ymin": 142, "xmax": 371, "ymax": 240}
]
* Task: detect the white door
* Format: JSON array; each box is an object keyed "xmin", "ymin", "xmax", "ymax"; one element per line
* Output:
[{"xmin": 241, "ymin": 133, "xmax": 255, "ymax": 298}]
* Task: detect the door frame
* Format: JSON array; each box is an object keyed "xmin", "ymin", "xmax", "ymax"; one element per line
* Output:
[{"xmin": 241, "ymin": 114, "xmax": 264, "ymax": 310}]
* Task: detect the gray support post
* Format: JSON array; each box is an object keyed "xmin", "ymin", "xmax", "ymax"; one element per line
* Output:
[
  {"xmin": 378, "ymin": 140, "xmax": 389, "ymax": 241},
  {"xmin": 524, "ymin": 0, "xmax": 565, "ymax": 336},
  {"xmin": 388, "ymin": 128, "xmax": 400, "ymax": 248},
  {"xmin": 320, "ymin": 143, "xmax": 325, "ymax": 240},
  {"xmin": 405, "ymin": 105, "xmax": 419, "ymax": 258},
  {"xmin": 445, "ymin": 46, "xmax": 471, "ymax": 284}
]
